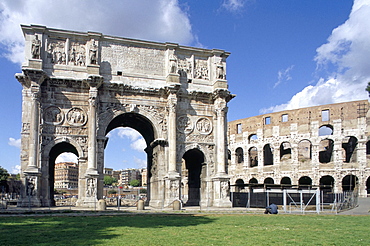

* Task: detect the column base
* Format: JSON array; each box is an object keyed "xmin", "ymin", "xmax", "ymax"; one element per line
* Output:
[
  {"xmin": 17, "ymin": 197, "xmax": 42, "ymax": 207},
  {"xmin": 76, "ymin": 197, "xmax": 99, "ymax": 208}
]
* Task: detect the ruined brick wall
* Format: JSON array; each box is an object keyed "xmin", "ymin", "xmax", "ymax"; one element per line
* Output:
[{"xmin": 228, "ymin": 100, "xmax": 370, "ymax": 197}]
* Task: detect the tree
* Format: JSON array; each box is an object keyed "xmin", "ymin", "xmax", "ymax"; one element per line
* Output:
[
  {"xmin": 367, "ymin": 82, "xmax": 370, "ymax": 96},
  {"xmin": 139, "ymin": 188, "xmax": 147, "ymax": 194},
  {"xmin": 0, "ymin": 166, "xmax": 9, "ymax": 181},
  {"xmin": 104, "ymin": 176, "xmax": 117, "ymax": 186},
  {"xmin": 129, "ymin": 179, "xmax": 140, "ymax": 187},
  {"xmin": 108, "ymin": 190, "xmax": 117, "ymax": 195}
]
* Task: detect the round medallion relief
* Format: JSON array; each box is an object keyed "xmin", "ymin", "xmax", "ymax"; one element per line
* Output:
[
  {"xmin": 196, "ymin": 117, "xmax": 212, "ymax": 135},
  {"xmin": 177, "ymin": 115, "xmax": 193, "ymax": 134},
  {"xmin": 66, "ymin": 107, "xmax": 87, "ymax": 126},
  {"xmin": 43, "ymin": 106, "xmax": 63, "ymax": 125}
]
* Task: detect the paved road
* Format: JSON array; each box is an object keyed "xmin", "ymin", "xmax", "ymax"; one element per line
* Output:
[{"xmin": 339, "ymin": 197, "xmax": 370, "ymax": 215}]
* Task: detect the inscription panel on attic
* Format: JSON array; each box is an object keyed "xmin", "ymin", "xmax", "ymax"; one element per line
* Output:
[
  {"xmin": 228, "ymin": 100, "xmax": 370, "ymax": 198},
  {"xmin": 16, "ymin": 25, "xmax": 233, "ymax": 209}
]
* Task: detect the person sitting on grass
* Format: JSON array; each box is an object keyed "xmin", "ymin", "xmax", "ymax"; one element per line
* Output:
[{"xmin": 264, "ymin": 203, "xmax": 278, "ymax": 214}]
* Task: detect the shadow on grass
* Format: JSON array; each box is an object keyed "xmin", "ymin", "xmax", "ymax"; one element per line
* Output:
[{"xmin": 0, "ymin": 214, "xmax": 216, "ymax": 245}]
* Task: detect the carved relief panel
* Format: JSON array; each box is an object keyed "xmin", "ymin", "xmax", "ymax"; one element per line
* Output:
[
  {"xmin": 47, "ymin": 38, "xmax": 66, "ymax": 65},
  {"xmin": 69, "ymin": 40, "xmax": 86, "ymax": 66}
]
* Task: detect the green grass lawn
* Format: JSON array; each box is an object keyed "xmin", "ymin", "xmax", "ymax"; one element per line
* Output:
[{"xmin": 0, "ymin": 213, "xmax": 369, "ymax": 245}]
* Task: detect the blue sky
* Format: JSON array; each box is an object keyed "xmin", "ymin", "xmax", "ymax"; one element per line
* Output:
[{"xmin": 1, "ymin": 0, "xmax": 369, "ymax": 173}]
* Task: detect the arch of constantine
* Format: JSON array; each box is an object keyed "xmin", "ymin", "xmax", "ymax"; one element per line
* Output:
[
  {"xmin": 16, "ymin": 25, "xmax": 233, "ymax": 208},
  {"xmin": 228, "ymin": 100, "xmax": 370, "ymax": 198}
]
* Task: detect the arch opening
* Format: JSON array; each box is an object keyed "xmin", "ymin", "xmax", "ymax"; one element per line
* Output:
[
  {"xmin": 319, "ymin": 124, "xmax": 333, "ymax": 136},
  {"xmin": 319, "ymin": 139, "xmax": 334, "ymax": 163},
  {"xmin": 182, "ymin": 148, "xmax": 204, "ymax": 206},
  {"xmin": 298, "ymin": 140, "xmax": 312, "ymax": 162},
  {"xmin": 298, "ymin": 176, "xmax": 312, "ymax": 189},
  {"xmin": 48, "ymin": 142, "xmax": 79, "ymax": 206},
  {"xmin": 320, "ymin": 175, "xmax": 334, "ymax": 192},
  {"xmin": 280, "ymin": 177, "xmax": 292, "ymax": 188},
  {"xmin": 342, "ymin": 175, "xmax": 358, "ymax": 191},
  {"xmin": 263, "ymin": 144, "xmax": 273, "ymax": 166},
  {"xmin": 342, "ymin": 136, "xmax": 358, "ymax": 163},
  {"xmin": 235, "ymin": 147, "xmax": 244, "ymax": 164},
  {"xmin": 249, "ymin": 147, "xmax": 258, "ymax": 167},
  {"xmin": 235, "ymin": 179, "xmax": 245, "ymax": 192},
  {"xmin": 249, "ymin": 178, "xmax": 258, "ymax": 184},
  {"xmin": 104, "ymin": 112, "xmax": 155, "ymax": 203},
  {"xmin": 280, "ymin": 142, "xmax": 291, "ymax": 161}
]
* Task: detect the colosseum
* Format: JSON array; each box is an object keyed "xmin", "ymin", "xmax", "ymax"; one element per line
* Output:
[{"xmin": 228, "ymin": 99, "xmax": 370, "ymax": 206}]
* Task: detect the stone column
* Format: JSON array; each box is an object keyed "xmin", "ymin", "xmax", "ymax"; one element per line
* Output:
[
  {"xmin": 167, "ymin": 90, "xmax": 179, "ymax": 175},
  {"xmin": 86, "ymin": 87, "xmax": 99, "ymax": 175},
  {"xmin": 215, "ymin": 97, "xmax": 227, "ymax": 174},
  {"xmin": 27, "ymin": 85, "xmax": 41, "ymax": 173},
  {"xmin": 85, "ymin": 75, "xmax": 103, "ymax": 176},
  {"xmin": 212, "ymin": 91, "xmax": 232, "ymax": 208}
]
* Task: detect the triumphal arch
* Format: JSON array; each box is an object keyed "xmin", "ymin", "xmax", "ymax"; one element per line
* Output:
[{"xmin": 16, "ymin": 25, "xmax": 234, "ymax": 208}]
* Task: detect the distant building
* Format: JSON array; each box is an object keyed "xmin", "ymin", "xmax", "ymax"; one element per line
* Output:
[
  {"xmin": 140, "ymin": 168, "xmax": 147, "ymax": 186},
  {"xmin": 104, "ymin": 168, "xmax": 113, "ymax": 176},
  {"xmin": 54, "ymin": 162, "xmax": 78, "ymax": 189},
  {"xmin": 120, "ymin": 168, "xmax": 141, "ymax": 186},
  {"xmin": 112, "ymin": 170, "xmax": 121, "ymax": 183}
]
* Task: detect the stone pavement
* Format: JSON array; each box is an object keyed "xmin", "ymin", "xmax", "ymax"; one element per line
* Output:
[{"xmin": 338, "ymin": 197, "xmax": 370, "ymax": 215}]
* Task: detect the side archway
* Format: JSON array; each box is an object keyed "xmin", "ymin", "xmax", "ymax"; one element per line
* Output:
[{"xmin": 182, "ymin": 148, "xmax": 205, "ymax": 206}]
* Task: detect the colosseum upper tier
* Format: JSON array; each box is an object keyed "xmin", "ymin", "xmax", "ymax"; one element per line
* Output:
[{"xmin": 228, "ymin": 99, "xmax": 370, "ymax": 197}]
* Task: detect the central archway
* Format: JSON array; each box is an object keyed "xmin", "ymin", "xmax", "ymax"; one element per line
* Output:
[
  {"xmin": 105, "ymin": 112, "xmax": 155, "ymax": 204},
  {"xmin": 182, "ymin": 149, "xmax": 204, "ymax": 206}
]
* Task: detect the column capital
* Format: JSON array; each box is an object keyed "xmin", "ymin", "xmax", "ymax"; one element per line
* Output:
[
  {"xmin": 86, "ymin": 75, "xmax": 103, "ymax": 88},
  {"xmin": 15, "ymin": 69, "xmax": 48, "ymax": 88}
]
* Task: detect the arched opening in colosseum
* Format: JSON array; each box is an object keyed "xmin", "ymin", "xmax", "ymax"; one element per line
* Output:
[
  {"xmin": 342, "ymin": 136, "xmax": 358, "ymax": 163},
  {"xmin": 264, "ymin": 177, "xmax": 274, "ymax": 185},
  {"xmin": 183, "ymin": 148, "xmax": 204, "ymax": 206},
  {"xmin": 248, "ymin": 134, "xmax": 258, "ymax": 143},
  {"xmin": 319, "ymin": 175, "xmax": 334, "ymax": 192},
  {"xmin": 280, "ymin": 142, "xmax": 292, "ymax": 161},
  {"xmin": 280, "ymin": 177, "xmax": 292, "ymax": 187},
  {"xmin": 319, "ymin": 139, "xmax": 334, "ymax": 163},
  {"xmin": 249, "ymin": 178, "xmax": 258, "ymax": 184},
  {"xmin": 366, "ymin": 177, "xmax": 370, "ymax": 195},
  {"xmin": 263, "ymin": 144, "xmax": 273, "ymax": 165},
  {"xmin": 319, "ymin": 124, "xmax": 333, "ymax": 136},
  {"xmin": 248, "ymin": 147, "xmax": 258, "ymax": 167},
  {"xmin": 366, "ymin": 141, "xmax": 370, "ymax": 156},
  {"xmin": 48, "ymin": 142, "xmax": 79, "ymax": 206},
  {"xmin": 298, "ymin": 176, "xmax": 312, "ymax": 189},
  {"xmin": 342, "ymin": 175, "xmax": 358, "ymax": 191},
  {"xmin": 235, "ymin": 147, "xmax": 244, "ymax": 164},
  {"xmin": 235, "ymin": 179, "xmax": 245, "ymax": 192},
  {"xmin": 298, "ymin": 140, "xmax": 312, "ymax": 162}
]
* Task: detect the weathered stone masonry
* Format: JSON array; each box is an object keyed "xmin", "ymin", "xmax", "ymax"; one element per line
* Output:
[
  {"xmin": 16, "ymin": 25, "xmax": 233, "ymax": 208},
  {"xmin": 228, "ymin": 100, "xmax": 370, "ymax": 197}
]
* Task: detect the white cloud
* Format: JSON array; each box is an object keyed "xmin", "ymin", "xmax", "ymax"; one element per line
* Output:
[
  {"xmin": 274, "ymin": 65, "xmax": 294, "ymax": 88},
  {"xmin": 221, "ymin": 0, "xmax": 247, "ymax": 13},
  {"xmin": 0, "ymin": 0, "xmax": 194, "ymax": 64},
  {"xmin": 133, "ymin": 156, "xmax": 147, "ymax": 168},
  {"xmin": 11, "ymin": 165, "xmax": 21, "ymax": 174},
  {"xmin": 8, "ymin": 137, "xmax": 21, "ymax": 148},
  {"xmin": 117, "ymin": 128, "xmax": 141, "ymax": 141},
  {"xmin": 262, "ymin": 0, "xmax": 370, "ymax": 113},
  {"xmin": 116, "ymin": 127, "xmax": 146, "ymax": 152},
  {"xmin": 55, "ymin": 152, "xmax": 78, "ymax": 163},
  {"xmin": 130, "ymin": 138, "xmax": 146, "ymax": 152}
]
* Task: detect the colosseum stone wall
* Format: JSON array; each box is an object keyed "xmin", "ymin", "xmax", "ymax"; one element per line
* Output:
[{"xmin": 228, "ymin": 100, "xmax": 370, "ymax": 197}]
